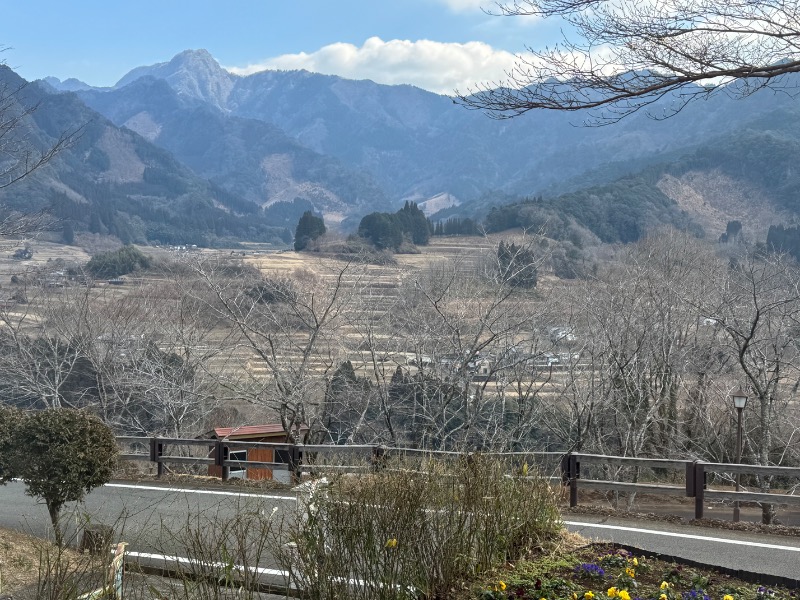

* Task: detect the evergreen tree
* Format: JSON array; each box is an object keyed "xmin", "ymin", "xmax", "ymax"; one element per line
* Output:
[
  {"xmin": 397, "ymin": 201, "xmax": 430, "ymax": 245},
  {"xmin": 358, "ymin": 202, "xmax": 433, "ymax": 250},
  {"xmin": 62, "ymin": 222, "xmax": 75, "ymax": 245},
  {"xmin": 88, "ymin": 212, "xmax": 102, "ymax": 234},
  {"xmin": 324, "ymin": 361, "xmax": 372, "ymax": 444},
  {"xmin": 86, "ymin": 245, "xmax": 151, "ymax": 278},
  {"xmin": 497, "ymin": 241, "xmax": 538, "ymax": 288},
  {"xmin": 726, "ymin": 220, "xmax": 743, "ymax": 239},
  {"xmin": 388, "ymin": 366, "xmax": 409, "ymax": 405},
  {"xmin": 358, "ymin": 212, "xmax": 403, "ymax": 250},
  {"xmin": 294, "ymin": 211, "xmax": 326, "ymax": 251},
  {"xmin": 767, "ymin": 224, "xmax": 800, "ymax": 260}
]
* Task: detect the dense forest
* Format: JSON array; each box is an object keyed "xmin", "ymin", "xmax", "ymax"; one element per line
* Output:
[
  {"xmin": 431, "ymin": 126, "xmax": 800, "ymax": 247},
  {"xmin": 357, "ymin": 202, "xmax": 431, "ymax": 250}
]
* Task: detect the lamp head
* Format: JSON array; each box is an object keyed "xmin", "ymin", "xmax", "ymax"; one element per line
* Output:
[{"xmin": 732, "ymin": 387, "xmax": 748, "ymax": 410}]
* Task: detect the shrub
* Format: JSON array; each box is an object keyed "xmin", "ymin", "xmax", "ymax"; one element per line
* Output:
[
  {"xmin": 9, "ymin": 409, "xmax": 118, "ymax": 546},
  {"xmin": 153, "ymin": 499, "xmax": 279, "ymax": 599},
  {"xmin": 0, "ymin": 405, "xmax": 22, "ymax": 483},
  {"xmin": 279, "ymin": 455, "xmax": 561, "ymax": 599},
  {"xmin": 246, "ymin": 277, "xmax": 298, "ymax": 304},
  {"xmin": 85, "ymin": 245, "xmax": 150, "ymax": 279}
]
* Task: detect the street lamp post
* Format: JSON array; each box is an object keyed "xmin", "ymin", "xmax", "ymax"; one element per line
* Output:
[{"xmin": 732, "ymin": 387, "xmax": 748, "ymax": 523}]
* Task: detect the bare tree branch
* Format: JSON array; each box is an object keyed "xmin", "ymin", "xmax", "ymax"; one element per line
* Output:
[{"xmin": 457, "ymin": 0, "xmax": 800, "ymax": 123}]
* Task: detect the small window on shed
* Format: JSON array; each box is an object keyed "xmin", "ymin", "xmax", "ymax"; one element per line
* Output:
[{"xmin": 229, "ymin": 450, "xmax": 247, "ymax": 479}]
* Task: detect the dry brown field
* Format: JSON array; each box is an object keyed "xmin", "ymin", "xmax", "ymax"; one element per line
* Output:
[
  {"xmin": 0, "ymin": 234, "xmax": 570, "ymax": 406},
  {"xmin": 0, "ymin": 239, "xmax": 91, "ymax": 277}
]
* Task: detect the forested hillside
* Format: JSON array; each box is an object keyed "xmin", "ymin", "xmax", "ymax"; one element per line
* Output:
[
  {"xmin": 0, "ymin": 67, "xmax": 287, "ymax": 246},
  {"xmin": 77, "ymin": 76, "xmax": 391, "ymax": 224},
  {"xmin": 443, "ymin": 123, "xmax": 800, "ymax": 244},
  {"xmin": 72, "ymin": 50, "xmax": 800, "ymax": 222}
]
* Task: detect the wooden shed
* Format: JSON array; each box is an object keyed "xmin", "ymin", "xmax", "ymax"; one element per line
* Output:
[{"xmin": 205, "ymin": 424, "xmax": 308, "ymax": 482}]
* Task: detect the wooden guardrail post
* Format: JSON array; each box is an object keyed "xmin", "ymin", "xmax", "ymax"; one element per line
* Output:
[
  {"xmin": 560, "ymin": 454, "xmax": 570, "ymax": 486},
  {"xmin": 288, "ymin": 444, "xmax": 302, "ymax": 483},
  {"xmin": 149, "ymin": 437, "xmax": 164, "ymax": 478},
  {"xmin": 571, "ymin": 455, "xmax": 580, "ymax": 507},
  {"xmin": 694, "ymin": 462, "xmax": 705, "ymax": 519},
  {"xmin": 559, "ymin": 453, "xmax": 579, "ymax": 506},
  {"xmin": 686, "ymin": 461, "xmax": 696, "ymax": 497},
  {"xmin": 214, "ymin": 440, "xmax": 229, "ymax": 481},
  {"xmin": 372, "ymin": 445, "xmax": 386, "ymax": 472}
]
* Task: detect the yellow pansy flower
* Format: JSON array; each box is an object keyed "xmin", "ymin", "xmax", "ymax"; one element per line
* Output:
[
  {"xmin": 607, "ymin": 587, "xmax": 619, "ymax": 598},
  {"xmin": 632, "ymin": 558, "xmax": 638, "ymax": 566},
  {"xmin": 659, "ymin": 595, "xmax": 668, "ymax": 600},
  {"xmin": 723, "ymin": 596, "xmax": 734, "ymax": 600},
  {"xmin": 498, "ymin": 581, "xmax": 507, "ymax": 591},
  {"xmin": 625, "ymin": 567, "xmax": 635, "ymax": 577},
  {"xmin": 660, "ymin": 582, "xmax": 670, "ymax": 590},
  {"xmin": 385, "ymin": 538, "xmax": 398, "ymax": 549},
  {"xmin": 585, "ymin": 592, "xmax": 595, "ymax": 599},
  {"xmin": 619, "ymin": 591, "xmax": 630, "ymax": 600}
]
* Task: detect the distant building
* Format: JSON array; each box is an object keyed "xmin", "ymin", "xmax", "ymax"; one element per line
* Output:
[
  {"xmin": 549, "ymin": 326, "xmax": 577, "ymax": 344},
  {"xmin": 204, "ymin": 423, "xmax": 309, "ymax": 483}
]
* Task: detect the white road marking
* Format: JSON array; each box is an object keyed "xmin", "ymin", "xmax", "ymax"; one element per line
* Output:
[
  {"xmin": 126, "ymin": 550, "xmax": 288, "ymax": 578},
  {"xmin": 564, "ymin": 520, "xmax": 800, "ymax": 552},
  {"xmin": 105, "ymin": 482, "xmax": 297, "ymax": 501},
  {"xmin": 126, "ymin": 550, "xmax": 413, "ymax": 592}
]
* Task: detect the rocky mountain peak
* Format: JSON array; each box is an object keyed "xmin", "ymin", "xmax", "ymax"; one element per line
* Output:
[
  {"xmin": 115, "ymin": 49, "xmax": 234, "ymax": 110},
  {"xmin": 42, "ymin": 76, "xmax": 95, "ymax": 92}
]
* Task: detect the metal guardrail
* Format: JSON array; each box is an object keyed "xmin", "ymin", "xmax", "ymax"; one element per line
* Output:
[{"xmin": 115, "ymin": 437, "xmax": 800, "ymax": 519}]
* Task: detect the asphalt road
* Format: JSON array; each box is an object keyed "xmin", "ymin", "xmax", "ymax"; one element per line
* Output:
[
  {"xmin": 2, "ymin": 481, "xmax": 799, "ymax": 584},
  {"xmin": 564, "ymin": 517, "xmax": 800, "ymax": 582}
]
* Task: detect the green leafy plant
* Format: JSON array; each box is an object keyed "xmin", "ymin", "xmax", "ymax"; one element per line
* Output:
[{"xmin": 9, "ymin": 409, "xmax": 118, "ymax": 546}]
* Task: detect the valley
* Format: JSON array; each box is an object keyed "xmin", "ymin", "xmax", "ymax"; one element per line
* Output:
[{"xmin": 0, "ymin": 43, "xmax": 799, "ymax": 483}]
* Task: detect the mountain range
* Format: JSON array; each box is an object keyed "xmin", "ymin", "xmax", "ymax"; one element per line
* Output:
[{"xmin": 13, "ymin": 48, "xmax": 800, "ymax": 245}]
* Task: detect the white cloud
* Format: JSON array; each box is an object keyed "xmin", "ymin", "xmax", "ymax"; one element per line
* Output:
[
  {"xmin": 227, "ymin": 37, "xmax": 525, "ymax": 95},
  {"xmin": 435, "ymin": 0, "xmax": 488, "ymax": 12}
]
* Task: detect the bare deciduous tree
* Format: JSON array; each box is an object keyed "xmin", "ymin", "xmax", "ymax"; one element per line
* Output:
[
  {"xmin": 458, "ymin": 0, "xmax": 800, "ymax": 122},
  {"xmin": 190, "ymin": 256, "xmax": 360, "ymax": 442},
  {"xmin": 702, "ymin": 250, "xmax": 800, "ymax": 523}
]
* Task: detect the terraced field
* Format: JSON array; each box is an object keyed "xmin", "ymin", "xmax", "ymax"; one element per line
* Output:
[
  {"xmin": 0, "ymin": 234, "xmax": 569, "ymax": 405},
  {"xmin": 232, "ymin": 234, "xmax": 568, "ymax": 390},
  {"xmin": 0, "ymin": 239, "xmax": 91, "ymax": 277}
]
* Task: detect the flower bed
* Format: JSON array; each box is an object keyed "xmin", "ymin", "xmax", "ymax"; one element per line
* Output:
[{"xmin": 475, "ymin": 544, "xmax": 796, "ymax": 600}]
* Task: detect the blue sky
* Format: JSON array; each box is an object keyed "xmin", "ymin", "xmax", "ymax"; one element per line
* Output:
[{"xmin": 1, "ymin": 0, "xmax": 557, "ymax": 94}]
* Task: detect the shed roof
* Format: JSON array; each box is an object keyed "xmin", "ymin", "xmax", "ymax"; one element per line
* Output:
[{"xmin": 205, "ymin": 423, "xmax": 309, "ymax": 440}]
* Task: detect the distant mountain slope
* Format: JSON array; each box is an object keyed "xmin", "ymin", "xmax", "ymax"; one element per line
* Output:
[
  {"xmin": 465, "ymin": 125, "xmax": 800, "ymax": 244},
  {"xmin": 77, "ymin": 77, "xmax": 391, "ymax": 226},
  {"xmin": 36, "ymin": 49, "xmax": 800, "ymax": 244},
  {"xmin": 42, "ymin": 76, "xmax": 95, "ymax": 92},
  {"xmin": 99, "ymin": 50, "xmax": 800, "ymax": 210},
  {"xmin": 0, "ymin": 67, "xmax": 287, "ymax": 246}
]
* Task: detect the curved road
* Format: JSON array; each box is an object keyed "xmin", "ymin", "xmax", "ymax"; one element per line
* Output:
[{"xmin": 2, "ymin": 481, "xmax": 798, "ymax": 583}]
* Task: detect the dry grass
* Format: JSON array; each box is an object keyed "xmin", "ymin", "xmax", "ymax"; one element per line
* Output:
[
  {"xmin": 0, "ymin": 526, "xmax": 105, "ymax": 598},
  {"xmin": 0, "ymin": 527, "xmax": 43, "ymax": 594},
  {"xmin": 0, "ymin": 237, "xmax": 91, "ymax": 278}
]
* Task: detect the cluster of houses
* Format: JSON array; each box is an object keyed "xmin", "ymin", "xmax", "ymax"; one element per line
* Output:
[{"xmin": 401, "ymin": 330, "xmax": 583, "ymax": 382}]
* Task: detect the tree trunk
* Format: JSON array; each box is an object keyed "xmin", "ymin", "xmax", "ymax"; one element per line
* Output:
[{"xmin": 47, "ymin": 501, "xmax": 63, "ymax": 547}]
